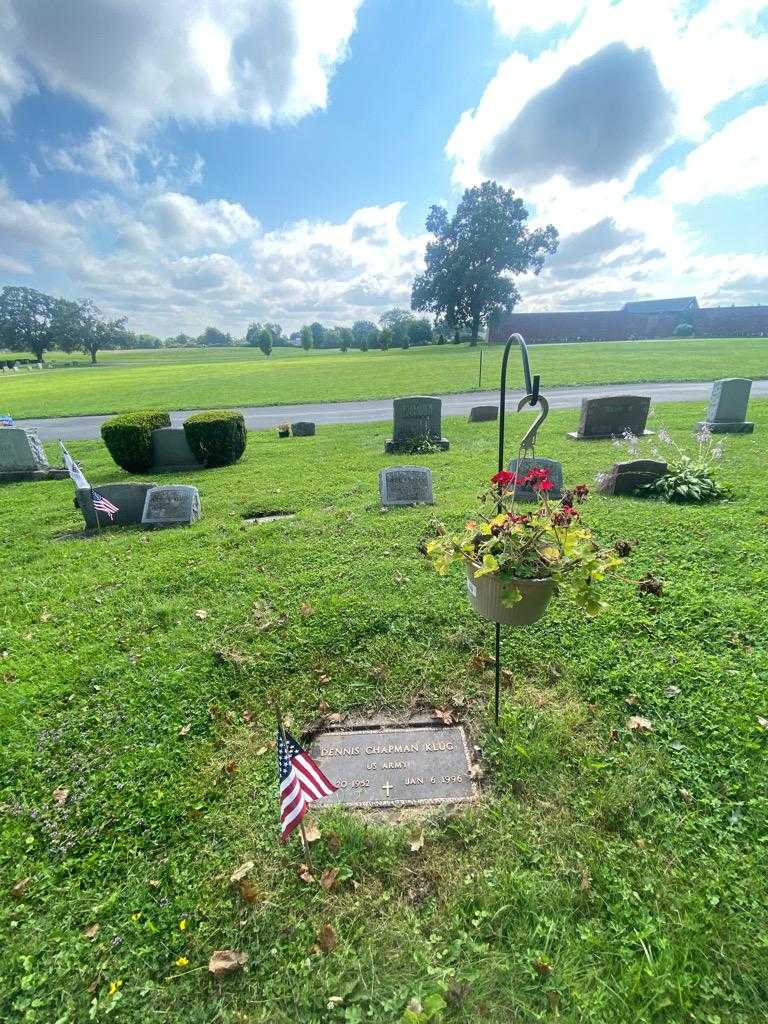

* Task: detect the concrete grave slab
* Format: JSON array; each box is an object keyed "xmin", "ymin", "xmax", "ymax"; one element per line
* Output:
[
  {"xmin": 379, "ymin": 466, "xmax": 434, "ymax": 507},
  {"xmin": 141, "ymin": 485, "xmax": 201, "ymax": 527}
]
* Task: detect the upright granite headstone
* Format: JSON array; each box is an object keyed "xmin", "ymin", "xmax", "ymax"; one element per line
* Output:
[
  {"xmin": 698, "ymin": 378, "xmax": 754, "ymax": 433},
  {"xmin": 385, "ymin": 396, "xmax": 449, "ymax": 453},
  {"xmin": 0, "ymin": 427, "xmax": 67, "ymax": 482},
  {"xmin": 141, "ymin": 485, "xmax": 201, "ymax": 527},
  {"xmin": 568, "ymin": 395, "xmax": 652, "ymax": 440},
  {"xmin": 598, "ymin": 459, "xmax": 668, "ymax": 496},
  {"xmin": 291, "ymin": 421, "xmax": 316, "ymax": 437},
  {"xmin": 151, "ymin": 428, "xmax": 203, "ymax": 470},
  {"xmin": 379, "ymin": 466, "xmax": 434, "ymax": 507},
  {"xmin": 76, "ymin": 482, "xmax": 158, "ymax": 528},
  {"xmin": 507, "ymin": 456, "xmax": 564, "ymax": 502},
  {"xmin": 468, "ymin": 405, "xmax": 498, "ymax": 423}
]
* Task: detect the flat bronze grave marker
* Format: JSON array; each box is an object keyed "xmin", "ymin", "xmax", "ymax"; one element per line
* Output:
[{"xmin": 308, "ymin": 726, "xmax": 475, "ymax": 808}]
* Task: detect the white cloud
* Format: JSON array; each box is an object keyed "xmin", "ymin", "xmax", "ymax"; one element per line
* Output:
[
  {"xmin": 488, "ymin": 0, "xmax": 586, "ymax": 37},
  {"xmin": 0, "ymin": 0, "xmax": 362, "ymax": 133},
  {"xmin": 141, "ymin": 193, "xmax": 260, "ymax": 252},
  {"xmin": 0, "ymin": 181, "xmax": 427, "ymax": 335},
  {"xmin": 660, "ymin": 104, "xmax": 768, "ymax": 203},
  {"xmin": 444, "ymin": 0, "xmax": 768, "ymax": 315},
  {"xmin": 0, "ymin": 253, "xmax": 31, "ymax": 274},
  {"xmin": 449, "ymin": 0, "xmax": 768, "ymax": 189}
]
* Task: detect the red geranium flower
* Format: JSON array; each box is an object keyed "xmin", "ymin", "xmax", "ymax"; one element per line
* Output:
[
  {"xmin": 490, "ymin": 470, "xmax": 516, "ymax": 486},
  {"xmin": 535, "ymin": 479, "xmax": 554, "ymax": 491}
]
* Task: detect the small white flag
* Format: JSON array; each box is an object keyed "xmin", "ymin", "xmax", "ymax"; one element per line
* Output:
[{"xmin": 59, "ymin": 442, "xmax": 90, "ymax": 490}]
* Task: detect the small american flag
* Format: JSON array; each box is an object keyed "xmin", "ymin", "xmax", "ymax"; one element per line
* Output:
[
  {"xmin": 278, "ymin": 730, "xmax": 337, "ymax": 842},
  {"xmin": 91, "ymin": 490, "xmax": 119, "ymax": 521}
]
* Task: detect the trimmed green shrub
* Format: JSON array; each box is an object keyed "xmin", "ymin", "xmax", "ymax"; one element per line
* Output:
[
  {"xmin": 101, "ymin": 410, "xmax": 171, "ymax": 472},
  {"xmin": 183, "ymin": 410, "xmax": 246, "ymax": 467}
]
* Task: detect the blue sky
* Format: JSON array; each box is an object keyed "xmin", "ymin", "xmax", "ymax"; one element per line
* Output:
[{"xmin": 0, "ymin": 0, "xmax": 766, "ymax": 336}]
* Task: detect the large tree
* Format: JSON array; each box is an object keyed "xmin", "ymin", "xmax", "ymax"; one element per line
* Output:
[
  {"xmin": 0, "ymin": 286, "xmax": 68, "ymax": 361},
  {"xmin": 57, "ymin": 299, "xmax": 128, "ymax": 364},
  {"xmin": 352, "ymin": 319, "xmax": 376, "ymax": 349},
  {"xmin": 411, "ymin": 181, "xmax": 558, "ymax": 344},
  {"xmin": 198, "ymin": 326, "xmax": 231, "ymax": 347},
  {"xmin": 300, "ymin": 325, "xmax": 313, "ymax": 352}
]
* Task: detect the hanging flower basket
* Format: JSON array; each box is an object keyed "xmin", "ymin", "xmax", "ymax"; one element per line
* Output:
[
  {"xmin": 424, "ymin": 468, "xmax": 622, "ymax": 620},
  {"xmin": 465, "ymin": 560, "xmax": 555, "ymax": 625}
]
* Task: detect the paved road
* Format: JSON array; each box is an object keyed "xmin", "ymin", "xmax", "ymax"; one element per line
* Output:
[{"xmin": 17, "ymin": 379, "xmax": 768, "ymax": 441}]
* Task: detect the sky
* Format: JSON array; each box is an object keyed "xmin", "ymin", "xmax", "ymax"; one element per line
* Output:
[{"xmin": 0, "ymin": 0, "xmax": 766, "ymax": 338}]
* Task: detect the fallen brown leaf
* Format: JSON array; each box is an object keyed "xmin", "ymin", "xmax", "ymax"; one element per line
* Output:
[
  {"xmin": 255, "ymin": 745, "xmax": 269, "ymax": 756},
  {"xmin": 230, "ymin": 861, "xmax": 254, "ymax": 884},
  {"xmin": 178, "ymin": 723, "xmax": 191, "ymax": 737},
  {"xmin": 242, "ymin": 710, "xmax": 254, "ymax": 724},
  {"xmin": 757, "ymin": 717, "xmax": 768, "ymax": 730},
  {"xmin": 469, "ymin": 650, "xmax": 493, "ymax": 671},
  {"xmin": 83, "ymin": 923, "xmax": 100, "ymax": 940},
  {"xmin": 627, "ymin": 715, "xmax": 653, "ymax": 733},
  {"xmin": 208, "ymin": 949, "xmax": 247, "ymax": 979},
  {"xmin": 432, "ymin": 707, "xmax": 455, "ymax": 726},
  {"xmin": 579, "ymin": 871, "xmax": 591, "ymax": 892},
  {"xmin": 298, "ymin": 863, "xmax": 314, "ymax": 883},
  {"xmin": 52, "ymin": 787, "xmax": 70, "ymax": 806},
  {"xmin": 302, "ymin": 820, "xmax": 321, "ymax": 843},
  {"xmin": 214, "ymin": 648, "xmax": 253, "ymax": 668},
  {"xmin": 40, "ymin": 611, "xmax": 52, "ymax": 623},
  {"xmin": 194, "ymin": 609, "xmax": 209, "ymax": 620},
  {"xmin": 468, "ymin": 763, "xmax": 484, "ymax": 780},
  {"xmin": 238, "ymin": 880, "xmax": 259, "ymax": 904},
  {"xmin": 532, "ymin": 957, "xmax": 553, "ymax": 977},
  {"xmin": 409, "ymin": 832, "xmax": 425, "ymax": 852},
  {"xmin": 221, "ymin": 760, "xmax": 238, "ymax": 776},
  {"xmin": 300, "ymin": 602, "xmax": 315, "ymax": 617},
  {"xmin": 317, "ymin": 923, "xmax": 338, "ymax": 954},
  {"xmin": 624, "ymin": 694, "xmax": 640, "ymax": 707},
  {"xmin": 327, "ymin": 712, "xmax": 346, "ymax": 725},
  {"xmin": 319, "ymin": 867, "xmax": 339, "ymax": 892},
  {"xmin": 679, "ymin": 788, "xmax": 694, "ymax": 804},
  {"xmin": 11, "ymin": 877, "xmax": 31, "ymax": 900}
]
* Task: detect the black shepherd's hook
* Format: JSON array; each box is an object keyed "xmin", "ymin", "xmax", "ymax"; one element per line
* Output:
[
  {"xmin": 492, "ymin": 333, "xmax": 548, "ymax": 726},
  {"xmin": 497, "ymin": 333, "xmax": 543, "ymax": 473}
]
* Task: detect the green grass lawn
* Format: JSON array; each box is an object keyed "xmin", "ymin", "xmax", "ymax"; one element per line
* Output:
[
  {"xmin": 1, "ymin": 403, "xmax": 767, "ymax": 1023},
  {"xmin": 1, "ymin": 337, "xmax": 766, "ymax": 419}
]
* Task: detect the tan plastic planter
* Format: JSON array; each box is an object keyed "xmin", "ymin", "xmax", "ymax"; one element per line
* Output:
[{"xmin": 465, "ymin": 560, "xmax": 555, "ymax": 625}]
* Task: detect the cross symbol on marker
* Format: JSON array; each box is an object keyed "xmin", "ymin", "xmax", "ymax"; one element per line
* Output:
[{"xmin": 382, "ymin": 781, "xmax": 394, "ymax": 797}]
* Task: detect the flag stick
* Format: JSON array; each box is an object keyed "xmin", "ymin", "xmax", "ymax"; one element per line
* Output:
[
  {"xmin": 275, "ymin": 706, "xmax": 314, "ymax": 871},
  {"xmin": 91, "ymin": 489, "xmax": 102, "ymax": 534}
]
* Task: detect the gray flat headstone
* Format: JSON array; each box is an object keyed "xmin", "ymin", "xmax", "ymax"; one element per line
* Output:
[
  {"xmin": 76, "ymin": 482, "xmax": 158, "ymax": 528},
  {"xmin": 507, "ymin": 457, "xmax": 564, "ymax": 502},
  {"xmin": 468, "ymin": 405, "xmax": 498, "ymax": 422},
  {"xmin": 141, "ymin": 485, "xmax": 201, "ymax": 527},
  {"xmin": 379, "ymin": 466, "xmax": 434, "ymax": 507},
  {"xmin": 568, "ymin": 395, "xmax": 652, "ymax": 440},
  {"xmin": 598, "ymin": 459, "xmax": 668, "ymax": 496},
  {"xmin": 291, "ymin": 421, "xmax": 316, "ymax": 437},
  {"xmin": 307, "ymin": 725, "xmax": 476, "ymax": 808},
  {"xmin": 151, "ymin": 428, "xmax": 203, "ymax": 470},
  {"xmin": 697, "ymin": 378, "xmax": 754, "ymax": 433},
  {"xmin": 385, "ymin": 396, "xmax": 449, "ymax": 453},
  {"xmin": 0, "ymin": 427, "xmax": 50, "ymax": 472}
]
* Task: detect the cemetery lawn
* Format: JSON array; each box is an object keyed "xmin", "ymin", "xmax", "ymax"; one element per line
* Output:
[
  {"xmin": 2, "ymin": 335, "xmax": 767, "ymax": 419},
  {"xmin": 2, "ymin": 401, "xmax": 767, "ymax": 1024}
]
